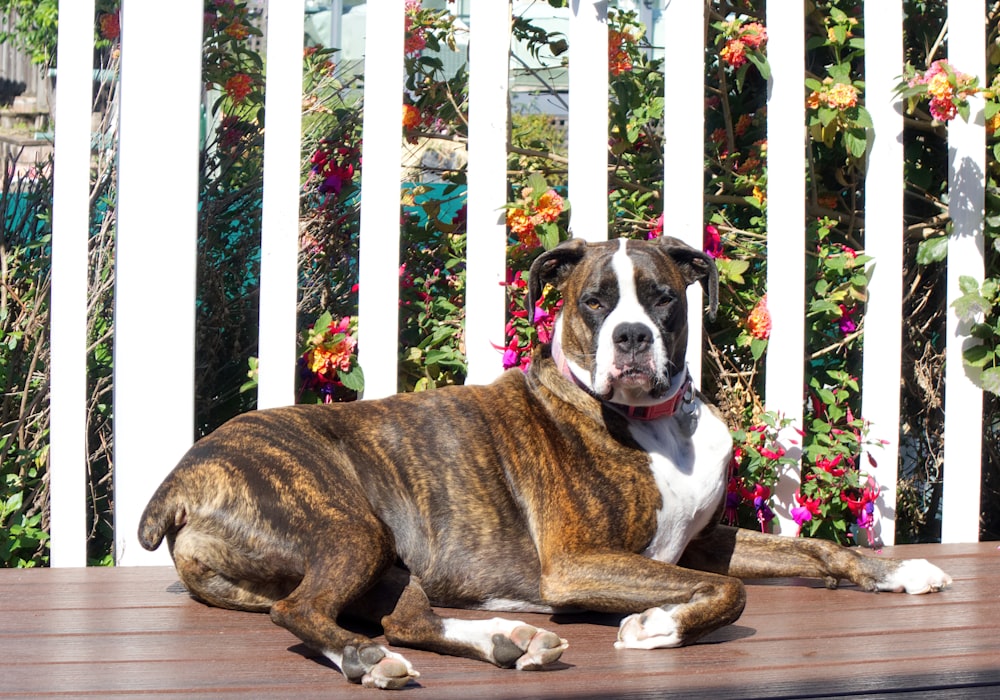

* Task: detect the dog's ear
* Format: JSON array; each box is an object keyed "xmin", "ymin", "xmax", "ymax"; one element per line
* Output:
[
  {"xmin": 656, "ymin": 236, "xmax": 720, "ymax": 321},
  {"xmin": 528, "ymin": 238, "xmax": 588, "ymax": 322}
]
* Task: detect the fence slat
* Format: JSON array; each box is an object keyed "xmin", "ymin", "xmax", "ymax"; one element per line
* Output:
[
  {"xmin": 356, "ymin": 0, "xmax": 405, "ymax": 400},
  {"xmin": 661, "ymin": 0, "xmax": 706, "ymax": 384},
  {"xmin": 257, "ymin": 0, "xmax": 306, "ymax": 409},
  {"xmin": 764, "ymin": 2, "xmax": 807, "ymax": 535},
  {"xmin": 464, "ymin": 1, "xmax": 512, "ymax": 385},
  {"xmin": 567, "ymin": 0, "xmax": 608, "ymax": 242},
  {"xmin": 941, "ymin": 2, "xmax": 986, "ymax": 544},
  {"xmin": 113, "ymin": 1, "xmax": 203, "ymax": 565},
  {"xmin": 48, "ymin": 0, "xmax": 96, "ymax": 568},
  {"xmin": 860, "ymin": 0, "xmax": 905, "ymax": 546}
]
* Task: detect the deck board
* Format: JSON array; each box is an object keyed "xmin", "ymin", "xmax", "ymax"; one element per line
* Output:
[{"xmin": 2, "ymin": 542, "xmax": 999, "ymax": 698}]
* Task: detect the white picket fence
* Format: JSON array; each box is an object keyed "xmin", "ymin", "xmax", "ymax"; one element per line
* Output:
[{"xmin": 46, "ymin": 1, "xmax": 986, "ymax": 567}]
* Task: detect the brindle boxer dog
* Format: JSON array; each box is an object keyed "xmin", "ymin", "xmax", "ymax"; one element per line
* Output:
[{"xmin": 140, "ymin": 236, "xmax": 951, "ymax": 690}]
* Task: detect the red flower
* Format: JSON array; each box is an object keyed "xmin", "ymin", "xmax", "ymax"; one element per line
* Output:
[
  {"xmin": 99, "ymin": 13, "xmax": 120, "ymax": 41},
  {"xmin": 815, "ymin": 454, "xmax": 845, "ymax": 477}
]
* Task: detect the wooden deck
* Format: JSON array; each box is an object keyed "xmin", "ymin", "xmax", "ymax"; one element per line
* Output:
[{"xmin": 2, "ymin": 542, "xmax": 999, "ymax": 698}]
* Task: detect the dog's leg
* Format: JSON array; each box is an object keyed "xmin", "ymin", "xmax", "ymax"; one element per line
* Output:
[
  {"xmin": 269, "ymin": 562, "xmax": 421, "ymax": 690},
  {"xmin": 679, "ymin": 525, "xmax": 952, "ymax": 593},
  {"xmin": 539, "ymin": 552, "xmax": 746, "ymax": 650},
  {"xmin": 169, "ymin": 527, "xmax": 300, "ymax": 612},
  {"xmin": 381, "ymin": 575, "xmax": 568, "ymax": 670}
]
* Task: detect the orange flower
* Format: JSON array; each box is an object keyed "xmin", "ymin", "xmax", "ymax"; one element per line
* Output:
[
  {"xmin": 224, "ymin": 21, "xmax": 250, "ymax": 41},
  {"xmin": 747, "ymin": 295, "xmax": 771, "ymax": 339},
  {"xmin": 720, "ymin": 39, "xmax": 747, "ymax": 68},
  {"xmin": 402, "ymin": 104, "xmax": 421, "ymax": 129},
  {"xmin": 534, "ymin": 189, "xmax": 564, "ymax": 224},
  {"xmin": 609, "ymin": 29, "xmax": 634, "ymax": 76},
  {"xmin": 507, "ymin": 208, "xmax": 534, "ymax": 236},
  {"xmin": 224, "ymin": 73, "xmax": 253, "ymax": 104}
]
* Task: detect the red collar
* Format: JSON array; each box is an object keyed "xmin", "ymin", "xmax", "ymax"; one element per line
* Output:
[
  {"xmin": 609, "ymin": 376, "xmax": 693, "ymax": 421},
  {"xmin": 549, "ymin": 340, "xmax": 692, "ymax": 421}
]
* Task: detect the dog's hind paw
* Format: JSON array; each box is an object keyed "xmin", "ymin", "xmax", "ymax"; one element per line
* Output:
[
  {"xmin": 877, "ymin": 559, "xmax": 953, "ymax": 595},
  {"xmin": 498, "ymin": 625, "xmax": 569, "ymax": 670},
  {"xmin": 615, "ymin": 605, "xmax": 683, "ymax": 650},
  {"xmin": 341, "ymin": 644, "xmax": 420, "ymax": 690}
]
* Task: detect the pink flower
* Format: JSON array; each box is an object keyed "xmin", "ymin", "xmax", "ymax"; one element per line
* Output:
[
  {"xmin": 703, "ymin": 224, "xmax": 723, "ymax": 258},
  {"xmin": 647, "ymin": 213, "xmax": 664, "ymax": 240}
]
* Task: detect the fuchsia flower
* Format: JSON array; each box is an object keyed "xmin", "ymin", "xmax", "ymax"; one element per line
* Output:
[
  {"xmin": 703, "ymin": 224, "xmax": 724, "ymax": 258},
  {"xmin": 838, "ymin": 304, "xmax": 858, "ymax": 334},
  {"xmin": 843, "ymin": 476, "xmax": 880, "ymax": 546},
  {"xmin": 646, "ymin": 214, "xmax": 664, "ymax": 240},
  {"xmin": 791, "ymin": 492, "xmax": 822, "ymax": 535}
]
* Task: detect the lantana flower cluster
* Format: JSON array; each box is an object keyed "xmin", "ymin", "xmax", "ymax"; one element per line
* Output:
[
  {"xmin": 608, "ymin": 28, "xmax": 637, "ymax": 76},
  {"xmin": 807, "ymin": 78, "xmax": 859, "ymax": 111},
  {"xmin": 298, "ymin": 312, "xmax": 363, "ymax": 402},
  {"xmin": 717, "ymin": 20, "xmax": 767, "ymax": 69},
  {"xmin": 901, "ymin": 59, "xmax": 979, "ymax": 123},
  {"xmin": 506, "ymin": 179, "xmax": 566, "ymax": 251}
]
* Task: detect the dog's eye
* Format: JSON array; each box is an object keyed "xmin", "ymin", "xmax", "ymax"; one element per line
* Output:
[
  {"xmin": 582, "ymin": 296, "xmax": 604, "ymax": 311},
  {"xmin": 655, "ymin": 292, "xmax": 676, "ymax": 308}
]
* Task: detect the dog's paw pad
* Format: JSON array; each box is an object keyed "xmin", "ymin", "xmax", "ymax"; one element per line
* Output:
[
  {"xmin": 878, "ymin": 559, "xmax": 953, "ymax": 594},
  {"xmin": 491, "ymin": 624, "xmax": 567, "ymax": 670},
  {"xmin": 343, "ymin": 644, "xmax": 419, "ymax": 690},
  {"xmin": 615, "ymin": 605, "xmax": 683, "ymax": 650},
  {"xmin": 362, "ymin": 654, "xmax": 420, "ymax": 690}
]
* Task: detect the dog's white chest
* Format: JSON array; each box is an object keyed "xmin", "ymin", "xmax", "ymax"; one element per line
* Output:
[{"xmin": 627, "ymin": 402, "xmax": 731, "ymax": 564}]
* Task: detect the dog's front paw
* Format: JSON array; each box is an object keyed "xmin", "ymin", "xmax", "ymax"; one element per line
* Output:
[
  {"xmin": 877, "ymin": 559, "xmax": 953, "ymax": 594},
  {"xmin": 341, "ymin": 644, "xmax": 420, "ymax": 690},
  {"xmin": 492, "ymin": 624, "xmax": 569, "ymax": 670},
  {"xmin": 614, "ymin": 605, "xmax": 682, "ymax": 650}
]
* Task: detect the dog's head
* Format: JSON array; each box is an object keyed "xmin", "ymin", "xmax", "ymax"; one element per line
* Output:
[{"xmin": 528, "ymin": 236, "xmax": 718, "ymax": 407}]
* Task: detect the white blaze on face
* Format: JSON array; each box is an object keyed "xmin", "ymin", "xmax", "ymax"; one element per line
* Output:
[{"xmin": 591, "ymin": 239, "xmax": 667, "ymax": 404}]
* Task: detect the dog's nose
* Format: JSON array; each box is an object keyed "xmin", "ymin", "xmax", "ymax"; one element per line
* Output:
[{"xmin": 613, "ymin": 322, "xmax": 653, "ymax": 355}]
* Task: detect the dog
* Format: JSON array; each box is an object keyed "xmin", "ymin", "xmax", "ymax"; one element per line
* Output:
[{"xmin": 139, "ymin": 236, "xmax": 951, "ymax": 690}]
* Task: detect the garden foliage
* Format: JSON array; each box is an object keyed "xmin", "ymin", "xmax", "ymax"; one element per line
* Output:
[{"xmin": 4, "ymin": 0, "xmax": 1000, "ymax": 566}]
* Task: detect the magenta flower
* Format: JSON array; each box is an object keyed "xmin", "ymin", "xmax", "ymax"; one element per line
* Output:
[
  {"xmin": 703, "ymin": 224, "xmax": 724, "ymax": 258},
  {"xmin": 838, "ymin": 304, "xmax": 858, "ymax": 334}
]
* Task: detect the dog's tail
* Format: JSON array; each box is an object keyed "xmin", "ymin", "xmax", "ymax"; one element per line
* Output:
[{"xmin": 137, "ymin": 476, "xmax": 186, "ymax": 552}]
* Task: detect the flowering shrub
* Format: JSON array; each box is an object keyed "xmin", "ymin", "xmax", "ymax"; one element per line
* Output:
[{"xmin": 17, "ymin": 0, "xmax": 1000, "ymax": 568}]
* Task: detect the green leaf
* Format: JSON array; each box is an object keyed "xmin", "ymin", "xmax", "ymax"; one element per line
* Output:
[
  {"xmin": 959, "ymin": 275, "xmax": 981, "ymax": 295},
  {"xmin": 843, "ymin": 129, "xmax": 867, "ymax": 159},
  {"xmin": 916, "ymin": 236, "xmax": 949, "ymax": 265},
  {"xmin": 746, "ymin": 51, "xmax": 770, "ymax": 81},
  {"xmin": 853, "ymin": 106, "xmax": 874, "ymax": 129},
  {"xmin": 337, "ymin": 365, "xmax": 365, "ymax": 393},
  {"xmin": 525, "ymin": 173, "xmax": 549, "ymax": 199},
  {"xmin": 963, "ymin": 344, "xmax": 995, "ymax": 368},
  {"xmin": 980, "ymin": 367, "xmax": 1000, "ymax": 395},
  {"xmin": 952, "ymin": 292, "xmax": 989, "ymax": 322},
  {"xmin": 750, "ymin": 337, "xmax": 768, "ymax": 361}
]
